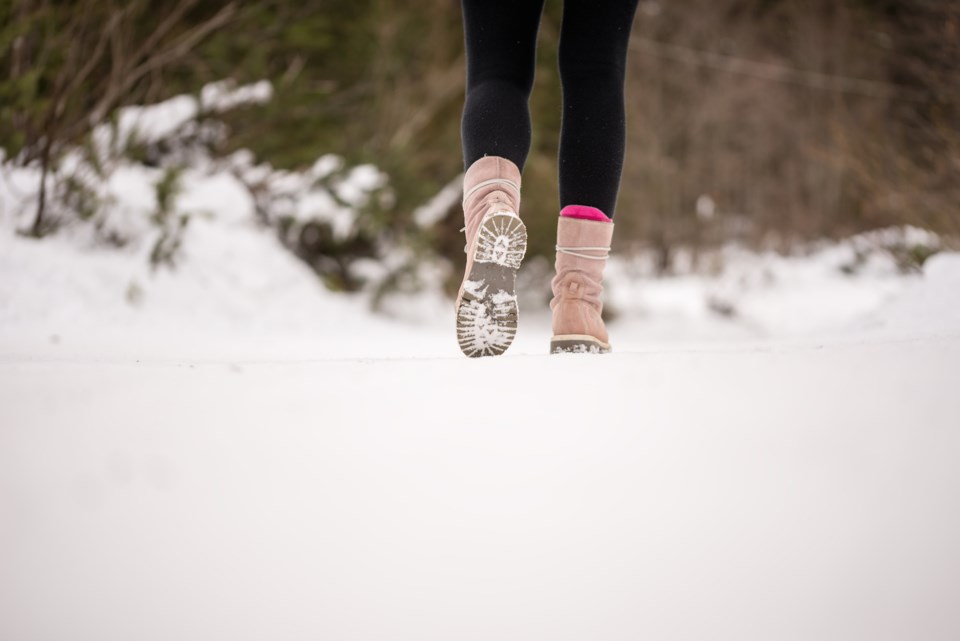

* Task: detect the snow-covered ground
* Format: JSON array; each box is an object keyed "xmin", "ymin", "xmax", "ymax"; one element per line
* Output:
[{"xmin": 2, "ymin": 84, "xmax": 960, "ymax": 641}]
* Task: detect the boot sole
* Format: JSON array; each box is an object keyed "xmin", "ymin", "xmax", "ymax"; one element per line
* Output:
[
  {"xmin": 550, "ymin": 334, "xmax": 612, "ymax": 354},
  {"xmin": 456, "ymin": 212, "xmax": 527, "ymax": 358}
]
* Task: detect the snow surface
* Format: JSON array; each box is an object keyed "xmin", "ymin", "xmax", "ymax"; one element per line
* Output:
[{"xmin": 2, "ymin": 85, "xmax": 960, "ymax": 641}]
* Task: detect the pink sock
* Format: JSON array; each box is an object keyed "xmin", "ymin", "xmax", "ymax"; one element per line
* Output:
[{"xmin": 560, "ymin": 204, "xmax": 612, "ymax": 223}]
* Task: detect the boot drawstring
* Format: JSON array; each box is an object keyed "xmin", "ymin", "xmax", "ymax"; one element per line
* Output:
[
  {"xmin": 555, "ymin": 246, "xmax": 610, "ymax": 260},
  {"xmin": 461, "ymin": 178, "xmax": 520, "ymax": 207}
]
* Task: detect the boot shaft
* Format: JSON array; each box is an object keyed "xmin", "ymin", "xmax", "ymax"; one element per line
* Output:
[
  {"xmin": 550, "ymin": 216, "xmax": 614, "ymax": 311},
  {"xmin": 462, "ymin": 156, "xmax": 522, "ymax": 247}
]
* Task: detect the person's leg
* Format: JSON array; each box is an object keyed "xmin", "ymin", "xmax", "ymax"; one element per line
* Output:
[
  {"xmin": 549, "ymin": 0, "xmax": 639, "ymax": 354},
  {"xmin": 557, "ymin": 0, "xmax": 640, "ymax": 219},
  {"xmin": 456, "ymin": 0, "xmax": 543, "ymax": 357},
  {"xmin": 461, "ymin": 0, "xmax": 547, "ymax": 172}
]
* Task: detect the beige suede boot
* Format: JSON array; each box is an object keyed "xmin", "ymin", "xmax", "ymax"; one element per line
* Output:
[
  {"xmin": 549, "ymin": 214, "xmax": 614, "ymax": 354},
  {"xmin": 455, "ymin": 156, "xmax": 527, "ymax": 357}
]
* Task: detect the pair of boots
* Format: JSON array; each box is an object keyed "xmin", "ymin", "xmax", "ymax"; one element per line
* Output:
[{"xmin": 454, "ymin": 155, "xmax": 613, "ymax": 357}]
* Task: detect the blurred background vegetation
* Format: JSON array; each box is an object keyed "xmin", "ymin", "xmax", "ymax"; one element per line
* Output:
[{"xmin": 2, "ymin": 0, "xmax": 957, "ymax": 293}]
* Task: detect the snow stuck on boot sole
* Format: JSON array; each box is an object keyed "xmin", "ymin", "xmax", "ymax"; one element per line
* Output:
[
  {"xmin": 550, "ymin": 334, "xmax": 612, "ymax": 354},
  {"xmin": 456, "ymin": 213, "xmax": 527, "ymax": 357}
]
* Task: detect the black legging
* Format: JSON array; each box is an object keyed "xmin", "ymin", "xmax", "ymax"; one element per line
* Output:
[{"xmin": 460, "ymin": 0, "xmax": 640, "ymax": 218}]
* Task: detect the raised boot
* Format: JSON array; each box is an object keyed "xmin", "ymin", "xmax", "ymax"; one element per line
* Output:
[
  {"xmin": 455, "ymin": 156, "xmax": 528, "ymax": 357},
  {"xmin": 549, "ymin": 205, "xmax": 614, "ymax": 354}
]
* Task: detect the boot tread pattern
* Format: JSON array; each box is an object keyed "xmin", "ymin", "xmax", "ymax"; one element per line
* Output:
[{"xmin": 456, "ymin": 213, "xmax": 527, "ymax": 358}]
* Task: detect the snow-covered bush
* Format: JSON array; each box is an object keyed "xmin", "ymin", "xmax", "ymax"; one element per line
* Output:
[
  {"xmin": 839, "ymin": 226, "xmax": 942, "ymax": 275},
  {"xmin": 0, "ymin": 79, "xmax": 442, "ymax": 304}
]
